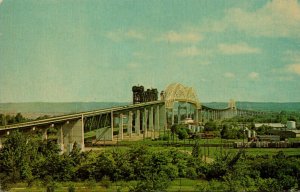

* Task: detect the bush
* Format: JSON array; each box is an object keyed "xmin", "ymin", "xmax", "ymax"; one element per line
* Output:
[
  {"xmin": 68, "ymin": 184, "xmax": 75, "ymax": 192},
  {"xmin": 185, "ymin": 167, "xmax": 197, "ymax": 179},
  {"xmin": 159, "ymin": 134, "xmax": 170, "ymax": 141}
]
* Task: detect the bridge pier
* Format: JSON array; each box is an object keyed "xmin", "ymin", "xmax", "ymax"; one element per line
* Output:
[
  {"xmin": 149, "ymin": 107, "xmax": 154, "ymax": 139},
  {"xmin": 135, "ymin": 109, "xmax": 141, "ymax": 135},
  {"xmin": 57, "ymin": 125, "xmax": 64, "ymax": 153},
  {"xmin": 159, "ymin": 105, "xmax": 167, "ymax": 131},
  {"xmin": 111, "ymin": 111, "xmax": 114, "ymax": 141},
  {"xmin": 155, "ymin": 105, "xmax": 160, "ymax": 131},
  {"xmin": 42, "ymin": 128, "xmax": 48, "ymax": 140},
  {"xmin": 143, "ymin": 108, "xmax": 148, "ymax": 139},
  {"xmin": 119, "ymin": 113, "xmax": 124, "ymax": 140},
  {"xmin": 128, "ymin": 111, "xmax": 133, "ymax": 137},
  {"xmin": 59, "ymin": 117, "xmax": 84, "ymax": 153}
]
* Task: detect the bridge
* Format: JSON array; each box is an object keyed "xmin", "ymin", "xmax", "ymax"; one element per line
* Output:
[{"xmin": 0, "ymin": 83, "xmax": 262, "ymax": 153}]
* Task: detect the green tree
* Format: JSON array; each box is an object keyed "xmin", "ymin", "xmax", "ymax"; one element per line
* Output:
[
  {"xmin": 94, "ymin": 152, "xmax": 116, "ymax": 181},
  {"xmin": 170, "ymin": 124, "xmax": 178, "ymax": 142},
  {"xmin": 0, "ymin": 131, "xmax": 38, "ymax": 185},
  {"xmin": 15, "ymin": 113, "xmax": 25, "ymax": 123},
  {"xmin": 177, "ymin": 127, "xmax": 189, "ymax": 140},
  {"xmin": 204, "ymin": 121, "xmax": 218, "ymax": 131},
  {"xmin": 192, "ymin": 140, "xmax": 201, "ymax": 158}
]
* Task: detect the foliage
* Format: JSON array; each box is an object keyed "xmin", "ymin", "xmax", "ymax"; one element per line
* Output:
[
  {"xmin": 204, "ymin": 120, "xmax": 218, "ymax": 131},
  {"xmin": 0, "ymin": 132, "xmax": 300, "ymax": 191}
]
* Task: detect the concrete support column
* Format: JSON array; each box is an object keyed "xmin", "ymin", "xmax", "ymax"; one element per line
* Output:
[
  {"xmin": 128, "ymin": 111, "xmax": 133, "ymax": 137},
  {"xmin": 155, "ymin": 105, "xmax": 160, "ymax": 131},
  {"xmin": 119, "ymin": 113, "xmax": 124, "ymax": 140},
  {"xmin": 135, "ymin": 110, "xmax": 140, "ymax": 135},
  {"xmin": 159, "ymin": 105, "xmax": 167, "ymax": 131},
  {"xmin": 149, "ymin": 107, "xmax": 154, "ymax": 139},
  {"xmin": 143, "ymin": 108, "xmax": 148, "ymax": 139},
  {"xmin": 42, "ymin": 128, "xmax": 48, "ymax": 140},
  {"xmin": 73, "ymin": 115, "xmax": 84, "ymax": 151},
  {"xmin": 111, "ymin": 111, "xmax": 114, "ymax": 141},
  {"xmin": 57, "ymin": 125, "xmax": 64, "ymax": 153}
]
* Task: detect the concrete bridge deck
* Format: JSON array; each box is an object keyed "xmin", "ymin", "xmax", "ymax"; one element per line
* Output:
[{"xmin": 0, "ymin": 100, "xmax": 164, "ymax": 131}]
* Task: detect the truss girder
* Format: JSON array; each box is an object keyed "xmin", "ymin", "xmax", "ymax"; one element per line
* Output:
[{"xmin": 164, "ymin": 83, "xmax": 201, "ymax": 109}]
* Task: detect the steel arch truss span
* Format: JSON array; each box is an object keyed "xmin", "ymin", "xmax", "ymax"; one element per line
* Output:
[{"xmin": 164, "ymin": 83, "xmax": 201, "ymax": 109}]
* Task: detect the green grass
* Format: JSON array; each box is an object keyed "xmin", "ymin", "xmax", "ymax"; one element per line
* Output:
[
  {"xmin": 167, "ymin": 178, "xmax": 200, "ymax": 191},
  {"xmin": 236, "ymin": 148, "xmax": 300, "ymax": 156},
  {"xmin": 288, "ymin": 137, "xmax": 300, "ymax": 142},
  {"xmin": 9, "ymin": 179, "xmax": 208, "ymax": 192}
]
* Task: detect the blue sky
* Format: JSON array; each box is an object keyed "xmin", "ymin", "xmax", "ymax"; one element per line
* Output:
[{"xmin": 0, "ymin": 0, "xmax": 299, "ymax": 103}]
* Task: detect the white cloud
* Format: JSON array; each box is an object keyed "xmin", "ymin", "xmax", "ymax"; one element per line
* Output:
[
  {"xmin": 224, "ymin": 72, "xmax": 235, "ymax": 79},
  {"xmin": 248, "ymin": 72, "xmax": 259, "ymax": 80},
  {"xmin": 159, "ymin": 31, "xmax": 203, "ymax": 43},
  {"xmin": 287, "ymin": 64, "xmax": 300, "ymax": 75},
  {"xmin": 176, "ymin": 46, "xmax": 202, "ymax": 57},
  {"xmin": 107, "ymin": 30, "xmax": 144, "ymax": 41},
  {"xmin": 218, "ymin": 42, "xmax": 261, "ymax": 55},
  {"xmin": 176, "ymin": 46, "xmax": 211, "ymax": 57},
  {"xmin": 226, "ymin": 0, "xmax": 300, "ymax": 38},
  {"xmin": 0, "ymin": 0, "xmax": 3, "ymax": 5}
]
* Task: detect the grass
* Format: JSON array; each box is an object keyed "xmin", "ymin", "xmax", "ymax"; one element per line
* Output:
[{"xmin": 9, "ymin": 179, "xmax": 210, "ymax": 192}]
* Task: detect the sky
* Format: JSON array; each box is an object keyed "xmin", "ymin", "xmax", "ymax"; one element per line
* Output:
[{"xmin": 0, "ymin": 0, "xmax": 300, "ymax": 103}]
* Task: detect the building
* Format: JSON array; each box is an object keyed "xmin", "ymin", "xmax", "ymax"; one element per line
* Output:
[{"xmin": 255, "ymin": 123, "xmax": 285, "ymax": 129}]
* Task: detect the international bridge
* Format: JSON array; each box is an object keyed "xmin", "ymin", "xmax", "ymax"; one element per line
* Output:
[{"xmin": 0, "ymin": 83, "xmax": 262, "ymax": 152}]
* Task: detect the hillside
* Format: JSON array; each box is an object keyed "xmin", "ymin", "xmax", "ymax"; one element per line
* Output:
[{"xmin": 203, "ymin": 102, "xmax": 300, "ymax": 112}]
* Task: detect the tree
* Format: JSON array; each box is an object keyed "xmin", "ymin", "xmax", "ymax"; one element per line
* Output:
[
  {"xmin": 192, "ymin": 140, "xmax": 201, "ymax": 158},
  {"xmin": 204, "ymin": 121, "xmax": 218, "ymax": 131},
  {"xmin": 0, "ymin": 131, "xmax": 38, "ymax": 186},
  {"xmin": 94, "ymin": 152, "xmax": 116, "ymax": 181},
  {"xmin": 170, "ymin": 124, "xmax": 178, "ymax": 142},
  {"xmin": 15, "ymin": 113, "xmax": 25, "ymax": 123},
  {"xmin": 177, "ymin": 127, "xmax": 189, "ymax": 140}
]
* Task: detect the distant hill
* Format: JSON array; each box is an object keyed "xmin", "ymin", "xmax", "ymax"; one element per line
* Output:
[
  {"xmin": 0, "ymin": 101, "xmax": 299, "ymax": 119},
  {"xmin": 203, "ymin": 102, "xmax": 300, "ymax": 112}
]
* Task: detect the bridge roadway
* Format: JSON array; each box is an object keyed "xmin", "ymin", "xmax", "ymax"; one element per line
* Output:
[
  {"xmin": 0, "ymin": 99, "xmax": 261, "ymax": 153},
  {"xmin": 0, "ymin": 100, "xmax": 164, "ymax": 131},
  {"xmin": 0, "ymin": 101, "xmax": 262, "ymax": 132}
]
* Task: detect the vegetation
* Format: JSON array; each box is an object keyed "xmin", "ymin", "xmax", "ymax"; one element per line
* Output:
[
  {"xmin": 1, "ymin": 110, "xmax": 300, "ymax": 191},
  {"xmin": 1, "ymin": 131, "xmax": 300, "ymax": 191}
]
